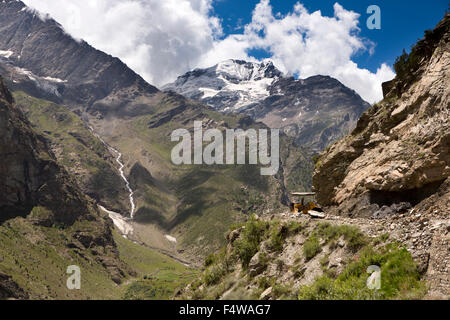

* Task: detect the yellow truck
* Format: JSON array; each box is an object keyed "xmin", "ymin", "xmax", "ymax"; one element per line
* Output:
[{"xmin": 289, "ymin": 192, "xmax": 325, "ymax": 218}]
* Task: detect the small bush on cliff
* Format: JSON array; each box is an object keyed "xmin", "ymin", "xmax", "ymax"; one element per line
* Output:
[
  {"xmin": 298, "ymin": 243, "xmax": 426, "ymax": 300},
  {"xmin": 314, "ymin": 223, "xmax": 367, "ymax": 253},
  {"xmin": 204, "ymin": 263, "xmax": 225, "ymax": 286},
  {"xmin": 286, "ymin": 221, "xmax": 306, "ymax": 235},
  {"xmin": 269, "ymin": 221, "xmax": 286, "ymax": 252},
  {"xmin": 303, "ymin": 235, "xmax": 321, "ymax": 260},
  {"xmin": 235, "ymin": 217, "xmax": 269, "ymax": 268},
  {"xmin": 273, "ymin": 283, "xmax": 295, "ymax": 300}
]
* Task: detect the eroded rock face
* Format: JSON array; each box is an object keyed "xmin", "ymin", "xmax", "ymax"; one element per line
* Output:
[
  {"xmin": 313, "ymin": 15, "xmax": 450, "ymax": 217},
  {"xmin": 0, "ymin": 272, "xmax": 29, "ymax": 299},
  {"xmin": 0, "ymin": 77, "xmax": 131, "ymax": 292},
  {"xmin": 0, "ymin": 76, "xmax": 91, "ymax": 224},
  {"xmin": 312, "ymin": 14, "xmax": 450, "ymax": 299}
]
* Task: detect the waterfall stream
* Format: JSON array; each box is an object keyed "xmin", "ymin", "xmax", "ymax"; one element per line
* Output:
[
  {"xmin": 87, "ymin": 126, "xmax": 136, "ymax": 219},
  {"xmin": 109, "ymin": 146, "xmax": 136, "ymax": 218}
]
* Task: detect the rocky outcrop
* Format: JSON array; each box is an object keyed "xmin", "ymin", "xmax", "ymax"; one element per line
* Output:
[
  {"xmin": 0, "ymin": 76, "xmax": 130, "ymax": 294},
  {"xmin": 129, "ymin": 162, "xmax": 155, "ymax": 191},
  {"xmin": 0, "ymin": 272, "xmax": 29, "ymax": 300},
  {"xmin": 178, "ymin": 214, "xmax": 429, "ymax": 300},
  {"xmin": 313, "ymin": 15, "xmax": 449, "ymax": 216},
  {"xmin": 247, "ymin": 75, "xmax": 370, "ymax": 152},
  {"xmin": 0, "ymin": 75, "xmax": 91, "ymax": 224},
  {"xmin": 313, "ymin": 14, "xmax": 450, "ymax": 298}
]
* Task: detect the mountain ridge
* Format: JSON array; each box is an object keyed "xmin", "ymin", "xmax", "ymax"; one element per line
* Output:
[
  {"xmin": 163, "ymin": 59, "xmax": 371, "ymax": 151},
  {"xmin": 0, "ymin": 0, "xmax": 158, "ymax": 117},
  {"xmin": 0, "ymin": 1, "xmax": 315, "ymax": 263}
]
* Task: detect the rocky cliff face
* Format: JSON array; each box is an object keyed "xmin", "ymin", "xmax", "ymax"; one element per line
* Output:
[
  {"xmin": 313, "ymin": 14, "xmax": 449, "ymax": 298},
  {"xmin": 313, "ymin": 15, "xmax": 449, "ymax": 216},
  {"xmin": 0, "ymin": 75, "xmax": 90, "ymax": 225},
  {"xmin": 0, "ymin": 77, "xmax": 130, "ymax": 297},
  {"xmin": 164, "ymin": 59, "xmax": 370, "ymax": 151},
  {"xmin": 0, "ymin": 271, "xmax": 28, "ymax": 299}
]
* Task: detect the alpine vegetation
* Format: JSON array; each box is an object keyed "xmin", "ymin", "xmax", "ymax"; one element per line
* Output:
[{"xmin": 171, "ymin": 121, "xmax": 280, "ymax": 175}]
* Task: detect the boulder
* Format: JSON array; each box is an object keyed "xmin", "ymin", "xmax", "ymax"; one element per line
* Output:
[
  {"xmin": 248, "ymin": 252, "xmax": 267, "ymax": 276},
  {"xmin": 260, "ymin": 287, "xmax": 272, "ymax": 300}
]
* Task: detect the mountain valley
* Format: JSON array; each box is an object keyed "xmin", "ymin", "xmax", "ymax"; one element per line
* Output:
[{"xmin": 0, "ymin": 0, "xmax": 448, "ymax": 301}]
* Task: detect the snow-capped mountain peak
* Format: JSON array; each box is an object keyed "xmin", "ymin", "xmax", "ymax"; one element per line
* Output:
[
  {"xmin": 163, "ymin": 59, "xmax": 371, "ymax": 151},
  {"xmin": 215, "ymin": 59, "xmax": 282, "ymax": 82},
  {"xmin": 162, "ymin": 59, "xmax": 283, "ymax": 112}
]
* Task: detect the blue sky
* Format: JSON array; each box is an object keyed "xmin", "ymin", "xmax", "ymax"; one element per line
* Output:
[
  {"xmin": 23, "ymin": 0, "xmax": 448, "ymax": 103},
  {"xmin": 213, "ymin": 0, "xmax": 449, "ymax": 74}
]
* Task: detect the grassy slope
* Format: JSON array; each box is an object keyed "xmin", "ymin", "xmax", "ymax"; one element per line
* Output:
[
  {"xmin": 0, "ymin": 216, "xmax": 121, "ymax": 299},
  {"xmin": 9, "ymin": 89, "xmax": 313, "ymax": 261},
  {"xmin": 182, "ymin": 218, "xmax": 426, "ymax": 300},
  {"xmin": 12, "ymin": 91, "xmax": 129, "ymax": 213},
  {"xmin": 9, "ymin": 89, "xmax": 313, "ymax": 266},
  {"xmin": 114, "ymin": 231, "xmax": 197, "ymax": 300},
  {"xmin": 92, "ymin": 94, "xmax": 306, "ymax": 259},
  {"xmin": 0, "ymin": 214, "xmax": 196, "ymax": 300}
]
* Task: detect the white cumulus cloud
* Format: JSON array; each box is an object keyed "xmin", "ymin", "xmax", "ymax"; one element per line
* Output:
[
  {"xmin": 22, "ymin": 0, "xmax": 395, "ymax": 103},
  {"xmin": 23, "ymin": 0, "xmax": 222, "ymax": 86}
]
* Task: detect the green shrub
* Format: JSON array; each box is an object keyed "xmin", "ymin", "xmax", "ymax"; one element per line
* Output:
[
  {"xmin": 320, "ymin": 255, "xmax": 329, "ymax": 268},
  {"xmin": 204, "ymin": 254, "xmax": 216, "ymax": 267},
  {"xmin": 204, "ymin": 248, "xmax": 227, "ymax": 270},
  {"xmin": 373, "ymin": 233, "xmax": 390, "ymax": 246},
  {"xmin": 235, "ymin": 217, "xmax": 269, "ymax": 268},
  {"xmin": 303, "ymin": 236, "xmax": 321, "ymax": 260},
  {"xmin": 273, "ymin": 283, "xmax": 294, "ymax": 299},
  {"xmin": 268, "ymin": 221, "xmax": 306, "ymax": 252},
  {"xmin": 269, "ymin": 222, "xmax": 285, "ymax": 252},
  {"xmin": 298, "ymin": 274, "xmax": 377, "ymax": 300},
  {"xmin": 394, "ymin": 49, "xmax": 410, "ymax": 79},
  {"xmin": 258, "ymin": 276, "xmax": 275, "ymax": 290},
  {"xmin": 298, "ymin": 243, "xmax": 426, "ymax": 300},
  {"xmin": 190, "ymin": 278, "xmax": 203, "ymax": 291},
  {"xmin": 341, "ymin": 226, "xmax": 368, "ymax": 253},
  {"xmin": 286, "ymin": 221, "xmax": 305, "ymax": 235},
  {"xmin": 314, "ymin": 223, "xmax": 367, "ymax": 253},
  {"xmin": 204, "ymin": 263, "xmax": 225, "ymax": 286}
]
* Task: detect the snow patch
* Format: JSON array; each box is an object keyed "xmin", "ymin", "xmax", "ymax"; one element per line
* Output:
[
  {"xmin": 216, "ymin": 74, "xmax": 274, "ymax": 110},
  {"xmin": 43, "ymin": 76, "xmax": 67, "ymax": 83},
  {"xmin": 99, "ymin": 205, "xmax": 134, "ymax": 237},
  {"xmin": 165, "ymin": 59, "xmax": 282, "ymax": 112},
  {"xmin": 200, "ymin": 87, "xmax": 219, "ymax": 98},
  {"xmin": 15, "ymin": 67, "xmax": 63, "ymax": 97},
  {"xmin": 16, "ymin": 67, "xmax": 36, "ymax": 81},
  {"xmin": 165, "ymin": 235, "xmax": 177, "ymax": 243},
  {"xmin": 0, "ymin": 50, "xmax": 14, "ymax": 58}
]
